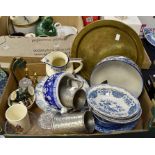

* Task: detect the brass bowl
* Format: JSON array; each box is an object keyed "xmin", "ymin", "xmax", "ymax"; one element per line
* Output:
[{"xmin": 71, "ymin": 20, "xmax": 144, "ymax": 80}]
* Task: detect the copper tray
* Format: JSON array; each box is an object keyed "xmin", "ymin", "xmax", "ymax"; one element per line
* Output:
[{"xmin": 71, "ymin": 20, "xmax": 145, "ymax": 80}]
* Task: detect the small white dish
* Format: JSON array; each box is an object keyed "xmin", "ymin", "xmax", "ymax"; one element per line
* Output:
[{"xmin": 8, "ymin": 88, "xmax": 35, "ymax": 110}]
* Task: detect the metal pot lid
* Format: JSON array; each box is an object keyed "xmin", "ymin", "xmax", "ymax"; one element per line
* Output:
[{"xmin": 71, "ymin": 20, "xmax": 144, "ymax": 80}]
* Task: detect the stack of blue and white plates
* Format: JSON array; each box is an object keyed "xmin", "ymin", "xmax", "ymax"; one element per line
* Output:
[
  {"xmin": 87, "ymin": 84, "xmax": 142, "ymax": 133},
  {"xmin": 0, "ymin": 68, "xmax": 8, "ymax": 98}
]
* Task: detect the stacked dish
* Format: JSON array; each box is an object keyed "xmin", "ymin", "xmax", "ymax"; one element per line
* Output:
[
  {"xmin": 0, "ymin": 68, "xmax": 8, "ymax": 98},
  {"xmin": 87, "ymin": 84, "xmax": 142, "ymax": 133},
  {"xmin": 90, "ymin": 56, "xmax": 143, "ymax": 98}
]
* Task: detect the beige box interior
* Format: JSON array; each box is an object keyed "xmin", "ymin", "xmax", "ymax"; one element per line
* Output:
[{"xmin": 0, "ymin": 62, "xmax": 153, "ymax": 137}]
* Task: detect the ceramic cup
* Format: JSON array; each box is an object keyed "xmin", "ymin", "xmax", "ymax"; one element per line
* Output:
[
  {"xmin": 5, "ymin": 104, "xmax": 31, "ymax": 133},
  {"xmin": 52, "ymin": 111, "xmax": 95, "ymax": 134},
  {"xmin": 41, "ymin": 51, "xmax": 83, "ymax": 76},
  {"xmin": 10, "ymin": 16, "xmax": 39, "ymax": 34},
  {"xmin": 54, "ymin": 22, "xmax": 78, "ymax": 37},
  {"xmin": 43, "ymin": 72, "xmax": 84, "ymax": 113},
  {"xmin": 25, "ymin": 33, "xmax": 36, "ymax": 37}
]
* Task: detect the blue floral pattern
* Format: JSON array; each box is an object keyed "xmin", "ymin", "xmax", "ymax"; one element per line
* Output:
[
  {"xmin": 93, "ymin": 108, "xmax": 142, "ymax": 124},
  {"xmin": 35, "ymin": 77, "xmax": 58, "ymax": 112},
  {"xmin": 94, "ymin": 115, "xmax": 137, "ymax": 131},
  {"xmin": 87, "ymin": 84, "xmax": 141, "ymax": 119},
  {"xmin": 0, "ymin": 69, "xmax": 8, "ymax": 98},
  {"xmin": 95, "ymin": 119, "xmax": 138, "ymax": 133},
  {"xmin": 43, "ymin": 72, "xmax": 63, "ymax": 110}
]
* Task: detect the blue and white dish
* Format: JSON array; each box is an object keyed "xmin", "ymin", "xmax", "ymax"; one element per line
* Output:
[
  {"xmin": 87, "ymin": 84, "xmax": 141, "ymax": 119},
  {"xmin": 92, "ymin": 107, "xmax": 142, "ymax": 124},
  {"xmin": 35, "ymin": 76, "xmax": 58, "ymax": 112},
  {"xmin": 93, "ymin": 114, "xmax": 122, "ymax": 128},
  {"xmin": 0, "ymin": 68, "xmax": 8, "ymax": 98},
  {"xmin": 143, "ymin": 27, "xmax": 155, "ymax": 47},
  {"xmin": 95, "ymin": 119, "xmax": 138, "ymax": 133},
  {"xmin": 90, "ymin": 56, "xmax": 143, "ymax": 98}
]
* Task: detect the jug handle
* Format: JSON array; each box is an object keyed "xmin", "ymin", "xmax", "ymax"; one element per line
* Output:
[
  {"xmin": 10, "ymin": 16, "xmax": 16, "ymax": 21},
  {"xmin": 66, "ymin": 78, "xmax": 84, "ymax": 89}
]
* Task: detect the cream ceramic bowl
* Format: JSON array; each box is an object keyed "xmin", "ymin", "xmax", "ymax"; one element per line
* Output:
[
  {"xmin": 8, "ymin": 89, "xmax": 35, "ymax": 110},
  {"xmin": 10, "ymin": 16, "xmax": 39, "ymax": 34}
]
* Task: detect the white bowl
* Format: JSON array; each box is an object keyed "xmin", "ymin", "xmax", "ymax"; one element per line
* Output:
[{"xmin": 90, "ymin": 56, "xmax": 143, "ymax": 98}]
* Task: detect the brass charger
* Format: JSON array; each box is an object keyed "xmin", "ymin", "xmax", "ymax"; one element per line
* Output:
[{"xmin": 71, "ymin": 20, "xmax": 145, "ymax": 80}]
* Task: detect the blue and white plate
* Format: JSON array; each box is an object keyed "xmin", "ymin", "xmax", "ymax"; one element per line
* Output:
[
  {"xmin": 95, "ymin": 119, "xmax": 138, "ymax": 133},
  {"xmin": 35, "ymin": 76, "xmax": 58, "ymax": 112},
  {"xmin": 0, "ymin": 68, "xmax": 8, "ymax": 97},
  {"xmin": 92, "ymin": 107, "xmax": 142, "ymax": 124},
  {"xmin": 143, "ymin": 27, "xmax": 155, "ymax": 47},
  {"xmin": 87, "ymin": 84, "xmax": 141, "ymax": 119}
]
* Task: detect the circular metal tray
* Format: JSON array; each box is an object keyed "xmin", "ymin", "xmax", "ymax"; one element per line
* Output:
[{"xmin": 71, "ymin": 20, "xmax": 144, "ymax": 80}]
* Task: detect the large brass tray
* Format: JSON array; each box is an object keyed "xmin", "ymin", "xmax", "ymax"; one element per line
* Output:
[{"xmin": 71, "ymin": 20, "xmax": 145, "ymax": 80}]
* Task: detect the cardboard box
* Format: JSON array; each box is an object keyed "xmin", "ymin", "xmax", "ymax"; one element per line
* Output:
[
  {"xmin": 0, "ymin": 16, "xmax": 9, "ymax": 36},
  {"xmin": 0, "ymin": 16, "xmax": 84, "ymax": 68},
  {"xmin": 0, "ymin": 36, "xmax": 75, "ymax": 67},
  {"xmin": 138, "ymin": 16, "xmax": 155, "ymax": 38},
  {"xmin": 0, "ymin": 16, "xmax": 152, "ymax": 70},
  {"xmin": 0, "ymin": 62, "xmax": 154, "ymax": 137},
  {"xmin": 102, "ymin": 16, "xmax": 142, "ymax": 35}
]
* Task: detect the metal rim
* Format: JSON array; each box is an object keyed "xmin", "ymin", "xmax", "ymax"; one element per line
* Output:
[{"xmin": 71, "ymin": 20, "xmax": 144, "ymax": 80}]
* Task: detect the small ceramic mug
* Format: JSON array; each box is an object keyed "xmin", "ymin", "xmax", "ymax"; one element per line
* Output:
[
  {"xmin": 5, "ymin": 104, "xmax": 31, "ymax": 133},
  {"xmin": 41, "ymin": 51, "xmax": 83, "ymax": 76}
]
